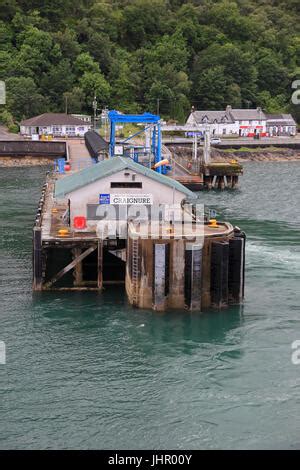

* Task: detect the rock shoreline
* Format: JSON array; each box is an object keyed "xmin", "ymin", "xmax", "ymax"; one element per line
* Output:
[
  {"xmin": 169, "ymin": 146, "xmax": 300, "ymax": 163},
  {"xmin": 1, "ymin": 149, "xmax": 300, "ymax": 167},
  {"xmin": 216, "ymin": 149, "xmax": 300, "ymax": 162},
  {"xmin": 0, "ymin": 156, "xmax": 54, "ymax": 167}
]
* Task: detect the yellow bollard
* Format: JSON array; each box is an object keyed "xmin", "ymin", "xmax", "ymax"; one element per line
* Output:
[
  {"xmin": 57, "ymin": 228, "xmax": 69, "ymax": 237},
  {"xmin": 208, "ymin": 219, "xmax": 220, "ymax": 228}
]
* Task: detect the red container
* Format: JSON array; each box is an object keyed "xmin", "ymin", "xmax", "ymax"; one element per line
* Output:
[
  {"xmin": 73, "ymin": 216, "xmax": 86, "ymax": 230},
  {"xmin": 64, "ymin": 163, "xmax": 71, "ymax": 171}
]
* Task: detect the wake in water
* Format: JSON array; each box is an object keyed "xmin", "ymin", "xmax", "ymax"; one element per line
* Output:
[{"xmin": 246, "ymin": 241, "xmax": 300, "ymax": 272}]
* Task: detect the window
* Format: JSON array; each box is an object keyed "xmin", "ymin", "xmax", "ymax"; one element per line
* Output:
[
  {"xmin": 110, "ymin": 182, "xmax": 142, "ymax": 188},
  {"xmin": 66, "ymin": 126, "xmax": 76, "ymax": 135},
  {"xmin": 52, "ymin": 126, "xmax": 62, "ymax": 135}
]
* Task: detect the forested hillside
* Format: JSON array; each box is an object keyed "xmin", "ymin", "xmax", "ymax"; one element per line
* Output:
[{"xmin": 0, "ymin": 0, "xmax": 299, "ymax": 125}]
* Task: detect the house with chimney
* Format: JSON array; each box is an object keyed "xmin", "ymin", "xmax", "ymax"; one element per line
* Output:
[
  {"xmin": 186, "ymin": 106, "xmax": 268, "ymax": 137},
  {"xmin": 186, "ymin": 109, "xmax": 238, "ymax": 136},
  {"xmin": 226, "ymin": 106, "xmax": 267, "ymax": 137}
]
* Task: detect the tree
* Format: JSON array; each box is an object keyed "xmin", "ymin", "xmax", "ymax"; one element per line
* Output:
[
  {"xmin": 120, "ymin": 0, "xmax": 167, "ymax": 49},
  {"xmin": 53, "ymin": 29, "xmax": 81, "ymax": 61},
  {"xmin": 193, "ymin": 65, "xmax": 242, "ymax": 109},
  {"xmin": 255, "ymin": 49, "xmax": 289, "ymax": 96},
  {"xmin": 40, "ymin": 59, "xmax": 74, "ymax": 110},
  {"xmin": 192, "ymin": 43, "xmax": 258, "ymax": 107},
  {"xmin": 63, "ymin": 87, "xmax": 85, "ymax": 114},
  {"xmin": 74, "ymin": 52, "xmax": 100, "ymax": 76},
  {"xmin": 0, "ymin": 0, "xmax": 298, "ymax": 123},
  {"xmin": 5, "ymin": 76, "xmax": 47, "ymax": 120},
  {"xmin": 79, "ymin": 71, "xmax": 111, "ymax": 108}
]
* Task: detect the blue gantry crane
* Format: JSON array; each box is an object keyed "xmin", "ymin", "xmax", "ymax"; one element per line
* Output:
[{"xmin": 108, "ymin": 110, "xmax": 164, "ymax": 173}]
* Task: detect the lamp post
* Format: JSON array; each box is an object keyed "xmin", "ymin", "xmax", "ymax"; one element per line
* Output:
[
  {"xmin": 92, "ymin": 95, "xmax": 97, "ymax": 131},
  {"xmin": 203, "ymin": 124, "xmax": 211, "ymax": 164}
]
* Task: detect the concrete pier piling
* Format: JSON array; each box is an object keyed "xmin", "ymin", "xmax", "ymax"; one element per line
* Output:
[{"xmin": 32, "ymin": 155, "xmax": 245, "ymax": 312}]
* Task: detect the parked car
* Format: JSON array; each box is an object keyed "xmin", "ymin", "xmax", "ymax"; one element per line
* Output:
[{"xmin": 210, "ymin": 137, "xmax": 221, "ymax": 145}]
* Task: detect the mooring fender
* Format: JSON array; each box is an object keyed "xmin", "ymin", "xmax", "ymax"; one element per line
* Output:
[
  {"xmin": 228, "ymin": 237, "xmax": 244, "ymax": 303},
  {"xmin": 233, "ymin": 228, "xmax": 246, "ymax": 298},
  {"xmin": 210, "ymin": 241, "xmax": 229, "ymax": 308},
  {"xmin": 184, "ymin": 245, "xmax": 203, "ymax": 311}
]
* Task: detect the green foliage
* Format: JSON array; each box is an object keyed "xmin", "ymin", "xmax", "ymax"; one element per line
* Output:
[
  {"xmin": 63, "ymin": 87, "xmax": 85, "ymax": 114},
  {"xmin": 6, "ymin": 76, "xmax": 48, "ymax": 120},
  {"xmin": 0, "ymin": 0, "xmax": 299, "ymax": 123},
  {"xmin": 8, "ymin": 123, "xmax": 20, "ymax": 133},
  {"xmin": 79, "ymin": 71, "xmax": 111, "ymax": 107},
  {"xmin": 0, "ymin": 109, "xmax": 14, "ymax": 126}
]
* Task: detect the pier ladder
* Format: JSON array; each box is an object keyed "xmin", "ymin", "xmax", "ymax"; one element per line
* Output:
[{"xmin": 132, "ymin": 239, "xmax": 140, "ymax": 306}]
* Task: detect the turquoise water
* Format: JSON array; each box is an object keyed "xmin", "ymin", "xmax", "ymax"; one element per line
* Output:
[{"xmin": 0, "ymin": 163, "xmax": 300, "ymax": 449}]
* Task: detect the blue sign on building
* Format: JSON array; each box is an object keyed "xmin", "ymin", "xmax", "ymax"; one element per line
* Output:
[{"xmin": 99, "ymin": 194, "xmax": 110, "ymax": 204}]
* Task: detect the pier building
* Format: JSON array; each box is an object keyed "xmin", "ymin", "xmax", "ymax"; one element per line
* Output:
[{"xmin": 33, "ymin": 156, "xmax": 245, "ymax": 311}]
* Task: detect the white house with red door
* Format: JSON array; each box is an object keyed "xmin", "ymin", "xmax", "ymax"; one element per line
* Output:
[
  {"xmin": 226, "ymin": 106, "xmax": 267, "ymax": 137},
  {"xmin": 186, "ymin": 106, "xmax": 268, "ymax": 137}
]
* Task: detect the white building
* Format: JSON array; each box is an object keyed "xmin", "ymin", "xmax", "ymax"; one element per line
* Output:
[
  {"xmin": 226, "ymin": 106, "xmax": 267, "ymax": 137},
  {"xmin": 20, "ymin": 113, "xmax": 92, "ymax": 137},
  {"xmin": 186, "ymin": 106, "xmax": 268, "ymax": 137},
  {"xmin": 54, "ymin": 156, "xmax": 196, "ymax": 233},
  {"xmin": 71, "ymin": 114, "xmax": 92, "ymax": 124},
  {"xmin": 186, "ymin": 110, "xmax": 238, "ymax": 136},
  {"xmin": 266, "ymin": 114, "xmax": 297, "ymax": 136}
]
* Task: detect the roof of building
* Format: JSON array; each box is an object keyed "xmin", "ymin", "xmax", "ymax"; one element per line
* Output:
[
  {"xmin": 54, "ymin": 156, "xmax": 197, "ymax": 199},
  {"xmin": 84, "ymin": 130, "xmax": 108, "ymax": 155},
  {"xmin": 20, "ymin": 113, "xmax": 91, "ymax": 127},
  {"xmin": 191, "ymin": 110, "xmax": 234, "ymax": 124},
  {"xmin": 266, "ymin": 114, "xmax": 296, "ymax": 125},
  {"xmin": 227, "ymin": 107, "xmax": 266, "ymax": 121}
]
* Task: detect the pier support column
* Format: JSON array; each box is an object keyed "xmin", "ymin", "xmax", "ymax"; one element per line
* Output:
[
  {"xmin": 168, "ymin": 240, "xmax": 185, "ymax": 309},
  {"xmin": 203, "ymin": 175, "xmax": 212, "ymax": 190},
  {"xmin": 232, "ymin": 175, "xmax": 239, "ymax": 189},
  {"xmin": 218, "ymin": 176, "xmax": 225, "ymax": 190},
  {"xmin": 153, "ymin": 243, "xmax": 169, "ymax": 311},
  {"xmin": 210, "ymin": 241, "xmax": 229, "ymax": 308},
  {"xmin": 97, "ymin": 240, "xmax": 103, "ymax": 290},
  {"xmin": 72, "ymin": 248, "xmax": 83, "ymax": 286},
  {"xmin": 185, "ymin": 244, "xmax": 203, "ymax": 311},
  {"xmin": 33, "ymin": 227, "xmax": 43, "ymax": 290}
]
